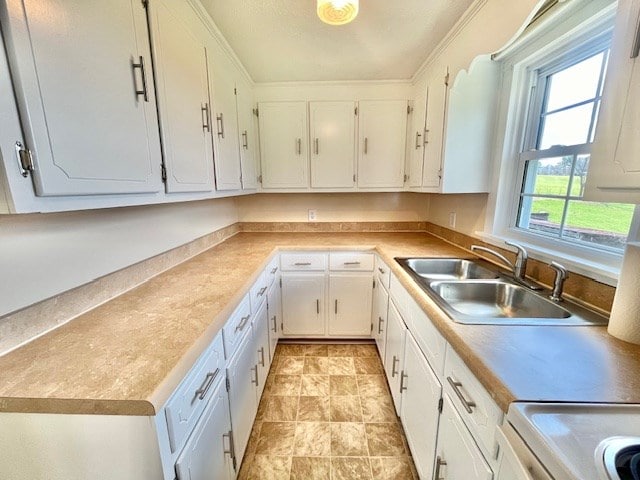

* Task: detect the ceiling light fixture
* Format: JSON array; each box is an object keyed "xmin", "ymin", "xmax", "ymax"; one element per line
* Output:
[{"xmin": 317, "ymin": 0, "xmax": 359, "ymax": 26}]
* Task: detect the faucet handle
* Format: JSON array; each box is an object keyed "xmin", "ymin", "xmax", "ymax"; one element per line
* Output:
[
  {"xmin": 505, "ymin": 240, "xmax": 529, "ymax": 280},
  {"xmin": 504, "ymin": 240, "xmax": 528, "ymax": 261},
  {"xmin": 549, "ymin": 261, "xmax": 568, "ymax": 302}
]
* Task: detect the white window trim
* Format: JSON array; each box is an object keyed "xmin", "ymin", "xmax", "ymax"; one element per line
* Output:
[{"xmin": 482, "ymin": 0, "xmax": 627, "ymax": 286}]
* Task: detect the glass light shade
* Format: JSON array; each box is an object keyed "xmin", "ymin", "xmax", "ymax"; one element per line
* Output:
[{"xmin": 317, "ymin": 0, "xmax": 359, "ymax": 25}]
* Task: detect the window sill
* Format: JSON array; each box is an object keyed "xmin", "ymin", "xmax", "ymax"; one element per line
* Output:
[{"xmin": 474, "ymin": 230, "xmax": 620, "ymax": 287}]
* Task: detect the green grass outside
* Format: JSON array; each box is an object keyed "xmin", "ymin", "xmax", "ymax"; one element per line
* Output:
[{"xmin": 528, "ymin": 175, "xmax": 634, "ymax": 234}]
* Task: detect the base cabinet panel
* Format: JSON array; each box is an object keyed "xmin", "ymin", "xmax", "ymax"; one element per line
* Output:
[
  {"xmin": 372, "ymin": 280, "xmax": 389, "ymax": 358},
  {"xmin": 328, "ymin": 273, "xmax": 373, "ymax": 336},
  {"xmin": 266, "ymin": 280, "xmax": 282, "ymax": 363},
  {"xmin": 253, "ymin": 302, "xmax": 270, "ymax": 401},
  {"xmin": 384, "ymin": 300, "xmax": 407, "ymax": 415},
  {"xmin": 281, "ymin": 273, "xmax": 326, "ymax": 336}
]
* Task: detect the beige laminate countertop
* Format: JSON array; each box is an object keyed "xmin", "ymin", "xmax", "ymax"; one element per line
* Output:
[{"xmin": 1, "ymin": 232, "xmax": 639, "ymax": 416}]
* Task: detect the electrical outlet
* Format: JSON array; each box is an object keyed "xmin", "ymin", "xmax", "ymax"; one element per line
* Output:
[
  {"xmin": 449, "ymin": 212, "xmax": 456, "ymax": 228},
  {"xmin": 308, "ymin": 209, "xmax": 317, "ymax": 222}
]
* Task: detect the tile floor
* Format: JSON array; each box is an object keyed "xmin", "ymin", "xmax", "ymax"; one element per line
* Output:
[{"xmin": 238, "ymin": 343, "xmax": 418, "ymax": 480}]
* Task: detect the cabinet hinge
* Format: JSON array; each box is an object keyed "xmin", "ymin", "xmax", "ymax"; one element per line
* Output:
[
  {"xmin": 370, "ymin": 323, "xmax": 374, "ymax": 333},
  {"xmin": 141, "ymin": 0, "xmax": 148, "ymax": 8},
  {"xmin": 404, "ymin": 174, "xmax": 408, "ymax": 183},
  {"xmin": 225, "ymin": 377, "xmax": 230, "ymax": 392},
  {"xmin": 353, "ymin": 174, "xmax": 356, "ymax": 182},
  {"xmin": 161, "ymin": 163, "xmax": 167, "ymax": 182},
  {"xmin": 280, "ymin": 321, "xmax": 284, "ymax": 331},
  {"xmin": 253, "ymin": 108, "xmax": 259, "ymax": 117},
  {"xmin": 234, "ymin": 87, "xmax": 237, "ymax": 95},
  {"xmin": 15, "ymin": 142, "xmax": 34, "ymax": 178},
  {"xmin": 407, "ymin": 105, "xmax": 413, "ymax": 115},
  {"xmin": 438, "ymin": 397, "xmax": 443, "ymax": 413},
  {"xmin": 354, "ymin": 106, "xmax": 358, "ymax": 115},
  {"xmin": 438, "ymin": 168, "xmax": 443, "ymax": 180},
  {"xmin": 373, "ymin": 279, "xmax": 376, "ymax": 289},
  {"xmin": 279, "ymin": 277, "xmax": 282, "ymax": 288},
  {"xmin": 258, "ymin": 174, "xmax": 263, "ymax": 184},
  {"xmin": 444, "ymin": 70, "xmax": 450, "ymax": 87}
]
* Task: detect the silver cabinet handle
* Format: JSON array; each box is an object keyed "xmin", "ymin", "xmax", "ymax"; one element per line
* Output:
[
  {"xmin": 216, "ymin": 113, "xmax": 225, "ymax": 138},
  {"xmin": 316, "ymin": 299, "xmax": 320, "ymax": 314},
  {"xmin": 201, "ymin": 103, "xmax": 211, "ymax": 132},
  {"xmin": 334, "ymin": 299, "xmax": 338, "ymax": 314},
  {"xmin": 251, "ymin": 365, "xmax": 259, "ymax": 386},
  {"xmin": 131, "ymin": 56, "xmax": 149, "ymax": 102},
  {"xmin": 272, "ymin": 315, "xmax": 277, "ymax": 333},
  {"xmin": 447, "ymin": 376, "xmax": 476, "ymax": 414},
  {"xmin": 258, "ymin": 286, "xmax": 267, "ymax": 297},
  {"xmin": 378, "ymin": 316, "xmax": 384, "ymax": 334},
  {"xmin": 242, "ymin": 130, "xmax": 248, "ymax": 149},
  {"xmin": 391, "ymin": 355, "xmax": 399, "ymax": 377},
  {"xmin": 424, "ymin": 128, "xmax": 430, "ymax": 145},
  {"xmin": 314, "ymin": 138, "xmax": 319, "ymax": 155},
  {"xmin": 223, "ymin": 429, "xmax": 236, "ymax": 464},
  {"xmin": 195, "ymin": 368, "xmax": 219, "ymax": 400},
  {"xmin": 294, "ymin": 262, "xmax": 311, "ymax": 266},
  {"xmin": 378, "ymin": 267, "xmax": 386, "ymax": 274},
  {"xmin": 296, "ymin": 138, "xmax": 302, "ymax": 155},
  {"xmin": 270, "ymin": 267, "xmax": 278, "ymax": 274},
  {"xmin": 415, "ymin": 131, "xmax": 422, "ymax": 149},
  {"xmin": 258, "ymin": 347, "xmax": 265, "ymax": 367},
  {"xmin": 343, "ymin": 261, "xmax": 361, "ymax": 266},
  {"xmin": 434, "ymin": 456, "xmax": 447, "ymax": 480},
  {"xmin": 364, "ymin": 137, "xmax": 368, "ymax": 154},
  {"xmin": 632, "ymin": 11, "xmax": 640, "ymax": 58},
  {"xmin": 234, "ymin": 315, "xmax": 250, "ymax": 333},
  {"xmin": 400, "ymin": 370, "xmax": 408, "ymax": 393}
]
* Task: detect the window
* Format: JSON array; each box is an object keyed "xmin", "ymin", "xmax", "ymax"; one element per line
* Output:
[{"xmin": 514, "ymin": 36, "xmax": 635, "ymax": 252}]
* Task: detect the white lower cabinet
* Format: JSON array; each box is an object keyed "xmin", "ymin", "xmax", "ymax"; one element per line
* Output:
[
  {"xmin": 281, "ymin": 273, "xmax": 326, "ymax": 336},
  {"xmin": 266, "ymin": 278, "xmax": 282, "ymax": 363},
  {"xmin": 371, "ymin": 278, "xmax": 389, "ymax": 358},
  {"xmin": 175, "ymin": 377, "xmax": 235, "ymax": 480},
  {"xmin": 384, "ymin": 300, "xmax": 407, "ymax": 415},
  {"xmin": 400, "ymin": 332, "xmax": 442, "ymax": 480},
  {"xmin": 328, "ymin": 273, "xmax": 373, "ymax": 336},
  {"xmin": 435, "ymin": 395, "xmax": 493, "ymax": 480},
  {"xmin": 253, "ymin": 301, "xmax": 270, "ymax": 401}
]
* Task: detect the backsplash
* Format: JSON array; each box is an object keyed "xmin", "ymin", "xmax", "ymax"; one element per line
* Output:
[{"xmin": 240, "ymin": 221, "xmax": 428, "ymax": 232}]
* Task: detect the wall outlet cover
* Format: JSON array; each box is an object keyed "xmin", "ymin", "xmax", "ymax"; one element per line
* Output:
[
  {"xmin": 308, "ymin": 209, "xmax": 317, "ymax": 221},
  {"xmin": 449, "ymin": 212, "xmax": 456, "ymax": 228}
]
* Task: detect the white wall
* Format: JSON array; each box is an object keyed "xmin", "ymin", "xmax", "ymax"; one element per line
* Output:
[
  {"xmin": 0, "ymin": 198, "xmax": 238, "ymax": 317},
  {"xmin": 427, "ymin": 193, "xmax": 489, "ymax": 236}
]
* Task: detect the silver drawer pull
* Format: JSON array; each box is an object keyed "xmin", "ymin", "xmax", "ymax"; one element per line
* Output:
[
  {"xmin": 378, "ymin": 316, "xmax": 384, "ymax": 334},
  {"xmin": 234, "ymin": 315, "xmax": 250, "ymax": 333},
  {"xmin": 391, "ymin": 355, "xmax": 399, "ymax": 377},
  {"xmin": 378, "ymin": 267, "xmax": 385, "ymax": 274},
  {"xmin": 272, "ymin": 315, "xmax": 277, "ymax": 333},
  {"xmin": 223, "ymin": 430, "xmax": 235, "ymax": 459},
  {"xmin": 251, "ymin": 365, "xmax": 259, "ymax": 386},
  {"xmin": 400, "ymin": 370, "xmax": 408, "ymax": 393},
  {"xmin": 343, "ymin": 261, "xmax": 361, "ymax": 266},
  {"xmin": 195, "ymin": 368, "xmax": 219, "ymax": 400},
  {"xmin": 434, "ymin": 456, "xmax": 447, "ymax": 480},
  {"xmin": 270, "ymin": 267, "xmax": 278, "ymax": 274},
  {"xmin": 258, "ymin": 286, "xmax": 267, "ymax": 297},
  {"xmin": 258, "ymin": 347, "xmax": 265, "ymax": 367},
  {"xmin": 334, "ymin": 299, "xmax": 338, "ymax": 314},
  {"xmin": 294, "ymin": 262, "xmax": 312, "ymax": 266},
  {"xmin": 447, "ymin": 376, "xmax": 476, "ymax": 414}
]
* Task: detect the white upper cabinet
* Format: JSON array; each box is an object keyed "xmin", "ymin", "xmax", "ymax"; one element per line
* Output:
[
  {"xmin": 422, "ymin": 65, "xmax": 448, "ymax": 188},
  {"xmin": 208, "ymin": 50, "xmax": 242, "ymax": 191},
  {"xmin": 236, "ymin": 78, "xmax": 259, "ymax": 190},
  {"xmin": 147, "ymin": 0, "xmax": 214, "ymax": 193},
  {"xmin": 357, "ymin": 100, "xmax": 407, "ymax": 189},
  {"xmin": 1, "ymin": 0, "xmax": 162, "ymax": 196},
  {"xmin": 585, "ymin": 0, "xmax": 640, "ymax": 203},
  {"xmin": 259, "ymin": 102, "xmax": 309, "ymax": 189},
  {"xmin": 309, "ymin": 101, "xmax": 356, "ymax": 188},
  {"xmin": 408, "ymin": 85, "xmax": 427, "ymax": 188}
]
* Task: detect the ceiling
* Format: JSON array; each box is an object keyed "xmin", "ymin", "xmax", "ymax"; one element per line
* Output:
[{"xmin": 200, "ymin": 0, "xmax": 476, "ymax": 83}]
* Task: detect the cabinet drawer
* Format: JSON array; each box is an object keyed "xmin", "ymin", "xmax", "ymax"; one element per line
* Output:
[
  {"xmin": 250, "ymin": 270, "xmax": 268, "ymax": 313},
  {"xmin": 266, "ymin": 256, "xmax": 279, "ymax": 286},
  {"xmin": 389, "ymin": 272, "xmax": 411, "ymax": 320},
  {"xmin": 444, "ymin": 345, "xmax": 503, "ymax": 463},
  {"xmin": 223, "ymin": 294, "xmax": 252, "ymax": 358},
  {"xmin": 329, "ymin": 252, "xmax": 374, "ymax": 271},
  {"xmin": 375, "ymin": 256, "xmax": 391, "ymax": 289},
  {"xmin": 406, "ymin": 296, "xmax": 447, "ymax": 377},
  {"xmin": 165, "ymin": 332, "xmax": 225, "ymax": 454},
  {"xmin": 280, "ymin": 252, "xmax": 327, "ymax": 271}
]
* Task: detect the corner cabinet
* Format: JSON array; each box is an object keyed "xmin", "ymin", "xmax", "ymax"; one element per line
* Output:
[
  {"xmin": 258, "ymin": 102, "xmax": 309, "ymax": 189},
  {"xmin": 585, "ymin": 0, "xmax": 640, "ymax": 203},
  {"xmin": 236, "ymin": 78, "xmax": 260, "ymax": 190},
  {"xmin": 0, "ymin": 0, "xmax": 163, "ymax": 196}
]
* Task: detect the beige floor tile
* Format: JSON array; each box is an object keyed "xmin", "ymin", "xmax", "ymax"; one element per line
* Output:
[
  {"xmin": 328, "ymin": 357, "xmax": 356, "ymax": 375},
  {"xmin": 266, "ymin": 374, "xmax": 302, "ymax": 396},
  {"xmin": 328, "ymin": 344, "xmax": 356, "ymax": 357},
  {"xmin": 331, "ymin": 422, "xmax": 369, "ymax": 456},
  {"xmin": 293, "ymin": 422, "xmax": 331, "ymax": 456},
  {"xmin": 237, "ymin": 452, "xmax": 254, "ymax": 480},
  {"xmin": 290, "ymin": 457, "xmax": 331, "ymax": 480},
  {"xmin": 360, "ymin": 395, "xmax": 397, "ymax": 423},
  {"xmin": 298, "ymin": 396, "xmax": 331, "ymax": 421},
  {"xmin": 278, "ymin": 344, "xmax": 306, "ymax": 356},
  {"xmin": 260, "ymin": 396, "xmax": 299, "ymax": 421},
  {"xmin": 245, "ymin": 421, "xmax": 262, "ymax": 455},
  {"xmin": 352, "ymin": 344, "xmax": 379, "ymax": 357},
  {"xmin": 357, "ymin": 375, "xmax": 389, "ymax": 396},
  {"xmin": 302, "ymin": 344, "xmax": 329, "ymax": 356},
  {"xmin": 300, "ymin": 374, "xmax": 330, "ymax": 396},
  {"xmin": 256, "ymin": 422, "xmax": 296, "ymax": 455},
  {"xmin": 277, "ymin": 356, "xmax": 305, "ymax": 374},
  {"xmin": 354, "ymin": 357, "xmax": 384, "ymax": 374},
  {"xmin": 370, "ymin": 457, "xmax": 416, "ymax": 480},
  {"xmin": 330, "ymin": 375, "xmax": 358, "ymax": 395},
  {"xmin": 331, "ymin": 457, "xmax": 373, "ymax": 480},
  {"xmin": 303, "ymin": 356, "xmax": 330, "ymax": 374},
  {"xmin": 330, "ymin": 395, "xmax": 363, "ymax": 422},
  {"xmin": 245, "ymin": 455, "xmax": 292, "ymax": 480},
  {"xmin": 365, "ymin": 423, "xmax": 406, "ymax": 456}
]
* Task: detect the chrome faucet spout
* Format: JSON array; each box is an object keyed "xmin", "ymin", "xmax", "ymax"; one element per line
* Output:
[
  {"xmin": 470, "ymin": 245, "xmax": 514, "ymax": 272},
  {"xmin": 549, "ymin": 261, "xmax": 568, "ymax": 302}
]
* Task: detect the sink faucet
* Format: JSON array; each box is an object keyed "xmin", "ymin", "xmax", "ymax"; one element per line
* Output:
[
  {"xmin": 470, "ymin": 243, "xmax": 543, "ymax": 291},
  {"xmin": 505, "ymin": 241, "xmax": 528, "ymax": 282},
  {"xmin": 549, "ymin": 261, "xmax": 568, "ymax": 302}
]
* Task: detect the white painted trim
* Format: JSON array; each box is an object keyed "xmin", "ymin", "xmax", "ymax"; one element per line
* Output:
[{"xmin": 255, "ymin": 79, "xmax": 412, "ymax": 88}]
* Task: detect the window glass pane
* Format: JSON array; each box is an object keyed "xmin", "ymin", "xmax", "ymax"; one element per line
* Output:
[
  {"xmin": 538, "ymin": 103, "xmax": 593, "ymax": 149},
  {"xmin": 545, "ymin": 52, "xmax": 604, "ymax": 111},
  {"xmin": 570, "ymin": 155, "xmax": 590, "ymax": 197},
  {"xmin": 517, "ymin": 197, "xmax": 566, "ymax": 237},
  {"xmin": 522, "ymin": 157, "xmax": 571, "ymax": 196},
  {"xmin": 563, "ymin": 200, "xmax": 634, "ymax": 249}
]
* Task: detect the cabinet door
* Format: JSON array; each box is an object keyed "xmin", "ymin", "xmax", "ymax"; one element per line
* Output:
[
  {"xmin": 423, "ymin": 67, "xmax": 449, "ymax": 188},
  {"xmin": 435, "ymin": 395, "xmax": 494, "ymax": 480},
  {"xmin": 310, "ymin": 101, "xmax": 356, "ymax": 188},
  {"xmin": 372, "ymin": 280, "xmax": 389, "ymax": 358},
  {"xmin": 400, "ymin": 332, "xmax": 442, "ymax": 480},
  {"xmin": 236, "ymin": 79, "xmax": 259, "ymax": 190},
  {"xmin": 148, "ymin": 0, "xmax": 214, "ymax": 193},
  {"xmin": 175, "ymin": 378, "xmax": 235, "ymax": 480},
  {"xmin": 357, "ymin": 100, "xmax": 407, "ymax": 188},
  {"xmin": 383, "ymin": 300, "xmax": 406, "ymax": 415},
  {"xmin": 267, "ymin": 279, "xmax": 282, "ymax": 363},
  {"xmin": 1, "ymin": 0, "xmax": 162, "ymax": 196},
  {"xmin": 585, "ymin": 0, "xmax": 640, "ymax": 202},
  {"xmin": 226, "ymin": 332, "xmax": 258, "ymax": 463},
  {"xmin": 328, "ymin": 273, "xmax": 373, "ymax": 336},
  {"xmin": 409, "ymin": 84, "xmax": 428, "ymax": 187},
  {"xmin": 259, "ymin": 102, "xmax": 309, "ymax": 189},
  {"xmin": 209, "ymin": 53, "xmax": 241, "ymax": 191},
  {"xmin": 281, "ymin": 273, "xmax": 325, "ymax": 335},
  {"xmin": 252, "ymin": 301, "xmax": 270, "ymax": 402}
]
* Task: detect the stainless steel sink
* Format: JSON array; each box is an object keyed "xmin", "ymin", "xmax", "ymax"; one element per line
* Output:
[
  {"xmin": 400, "ymin": 258, "xmax": 498, "ymax": 281},
  {"xmin": 429, "ymin": 280, "xmax": 570, "ymax": 320}
]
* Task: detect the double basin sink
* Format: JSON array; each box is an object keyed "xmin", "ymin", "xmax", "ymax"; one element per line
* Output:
[{"xmin": 396, "ymin": 258, "xmax": 607, "ymax": 326}]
